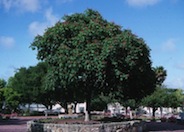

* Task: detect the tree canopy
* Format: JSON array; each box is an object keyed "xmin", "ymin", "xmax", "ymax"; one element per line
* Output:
[{"xmin": 31, "ymin": 9, "xmax": 156, "ymax": 121}]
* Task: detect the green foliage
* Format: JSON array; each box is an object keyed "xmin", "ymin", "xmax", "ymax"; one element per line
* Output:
[
  {"xmin": 91, "ymin": 93, "xmax": 113, "ymax": 111},
  {"xmin": 0, "ymin": 88, "xmax": 4, "ymax": 110},
  {"xmin": 0, "ymin": 79, "xmax": 6, "ymax": 111},
  {"xmin": 3, "ymin": 87, "xmax": 21, "ymax": 111},
  {"xmin": 9, "ymin": 62, "xmax": 55, "ymax": 109},
  {"xmin": 153, "ymin": 66, "xmax": 167, "ymax": 86},
  {"xmin": 165, "ymin": 88, "xmax": 183, "ymax": 108},
  {"xmin": 8, "ymin": 67, "xmax": 31, "ymax": 104},
  {"xmin": 142, "ymin": 87, "xmax": 184, "ymax": 116},
  {"xmin": 141, "ymin": 87, "xmax": 166, "ymax": 108},
  {"xmin": 31, "ymin": 9, "xmax": 155, "ymax": 119},
  {"xmin": 0, "ymin": 79, "xmax": 6, "ymax": 88},
  {"xmin": 122, "ymin": 99, "xmax": 137, "ymax": 110}
]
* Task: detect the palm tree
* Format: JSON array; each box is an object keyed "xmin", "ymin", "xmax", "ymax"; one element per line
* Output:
[{"xmin": 153, "ymin": 66, "xmax": 167, "ymax": 86}]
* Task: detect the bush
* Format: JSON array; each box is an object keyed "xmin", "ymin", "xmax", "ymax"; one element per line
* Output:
[
  {"xmin": 22, "ymin": 110, "xmax": 44, "ymax": 116},
  {"xmin": 160, "ymin": 117, "xmax": 167, "ymax": 122},
  {"xmin": 168, "ymin": 116, "xmax": 177, "ymax": 123}
]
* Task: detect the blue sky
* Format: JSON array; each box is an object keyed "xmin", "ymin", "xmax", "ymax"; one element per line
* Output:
[{"xmin": 0, "ymin": 0, "xmax": 184, "ymax": 89}]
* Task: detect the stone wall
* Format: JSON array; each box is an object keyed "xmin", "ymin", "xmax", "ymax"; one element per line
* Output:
[{"xmin": 27, "ymin": 120, "xmax": 146, "ymax": 132}]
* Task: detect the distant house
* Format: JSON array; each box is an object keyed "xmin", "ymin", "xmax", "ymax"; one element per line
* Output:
[{"xmin": 107, "ymin": 102, "xmax": 125, "ymax": 116}]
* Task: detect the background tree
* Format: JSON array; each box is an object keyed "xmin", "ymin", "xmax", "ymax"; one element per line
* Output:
[
  {"xmin": 153, "ymin": 66, "xmax": 167, "ymax": 86},
  {"xmin": 141, "ymin": 87, "xmax": 166, "ymax": 117},
  {"xmin": 0, "ymin": 79, "xmax": 6, "ymax": 89},
  {"xmin": 9, "ymin": 67, "xmax": 32, "ymax": 105},
  {"xmin": 3, "ymin": 87, "xmax": 21, "ymax": 112},
  {"xmin": 165, "ymin": 89, "xmax": 183, "ymax": 109},
  {"xmin": 142, "ymin": 87, "xmax": 183, "ymax": 117},
  {"xmin": 91, "ymin": 93, "xmax": 113, "ymax": 111},
  {"xmin": 0, "ymin": 79, "xmax": 21, "ymax": 112},
  {"xmin": 123, "ymin": 99, "xmax": 137, "ymax": 111},
  {"xmin": 0, "ymin": 79, "xmax": 6, "ymax": 111},
  {"xmin": 141, "ymin": 66, "xmax": 167, "ymax": 117},
  {"xmin": 9, "ymin": 62, "xmax": 56, "ymax": 110},
  {"xmin": 31, "ymin": 9, "xmax": 155, "ymax": 121},
  {"xmin": 27, "ymin": 62, "xmax": 56, "ymax": 109}
]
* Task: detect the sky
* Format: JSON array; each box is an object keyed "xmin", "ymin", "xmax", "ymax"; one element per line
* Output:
[{"xmin": 0, "ymin": 0, "xmax": 184, "ymax": 89}]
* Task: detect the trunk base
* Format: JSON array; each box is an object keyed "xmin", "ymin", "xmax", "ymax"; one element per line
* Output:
[{"xmin": 84, "ymin": 111, "xmax": 90, "ymax": 122}]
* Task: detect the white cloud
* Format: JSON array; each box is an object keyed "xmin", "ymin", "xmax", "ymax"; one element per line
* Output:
[
  {"xmin": 28, "ymin": 7, "xmax": 59, "ymax": 36},
  {"xmin": 45, "ymin": 8, "xmax": 59, "ymax": 25},
  {"xmin": 161, "ymin": 39, "xmax": 177, "ymax": 52},
  {"xmin": 126, "ymin": 0, "xmax": 161, "ymax": 7},
  {"xmin": 0, "ymin": 0, "xmax": 40, "ymax": 13},
  {"xmin": 0, "ymin": 36, "xmax": 15, "ymax": 49},
  {"xmin": 28, "ymin": 22, "xmax": 47, "ymax": 37}
]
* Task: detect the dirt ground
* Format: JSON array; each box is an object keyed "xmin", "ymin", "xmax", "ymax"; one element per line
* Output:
[{"xmin": 1, "ymin": 116, "xmax": 184, "ymax": 132}]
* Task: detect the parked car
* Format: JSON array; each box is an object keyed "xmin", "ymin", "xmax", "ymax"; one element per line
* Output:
[{"xmin": 44, "ymin": 108, "xmax": 61, "ymax": 115}]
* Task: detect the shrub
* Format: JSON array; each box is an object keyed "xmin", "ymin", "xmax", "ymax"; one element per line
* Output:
[
  {"xmin": 168, "ymin": 116, "xmax": 177, "ymax": 123},
  {"xmin": 160, "ymin": 117, "xmax": 167, "ymax": 122}
]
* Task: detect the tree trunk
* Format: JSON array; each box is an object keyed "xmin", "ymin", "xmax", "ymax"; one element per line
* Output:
[
  {"xmin": 63, "ymin": 102, "xmax": 68, "ymax": 114},
  {"xmin": 45, "ymin": 105, "xmax": 49, "ymax": 110},
  {"xmin": 74, "ymin": 102, "xmax": 77, "ymax": 114},
  {"xmin": 152, "ymin": 107, "xmax": 157, "ymax": 118},
  {"xmin": 125, "ymin": 107, "xmax": 128, "ymax": 117},
  {"xmin": 28, "ymin": 104, "xmax": 31, "ymax": 112},
  {"xmin": 37, "ymin": 104, "xmax": 39, "ymax": 111},
  {"xmin": 160, "ymin": 107, "xmax": 163, "ymax": 117},
  {"xmin": 85, "ymin": 95, "xmax": 91, "ymax": 121},
  {"xmin": 49, "ymin": 104, "xmax": 52, "ymax": 110}
]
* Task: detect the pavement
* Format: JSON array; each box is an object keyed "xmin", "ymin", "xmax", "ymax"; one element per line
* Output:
[{"xmin": 1, "ymin": 116, "xmax": 184, "ymax": 132}]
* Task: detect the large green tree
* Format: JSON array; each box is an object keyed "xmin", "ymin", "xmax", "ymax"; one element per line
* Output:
[{"xmin": 31, "ymin": 9, "xmax": 155, "ymax": 121}]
